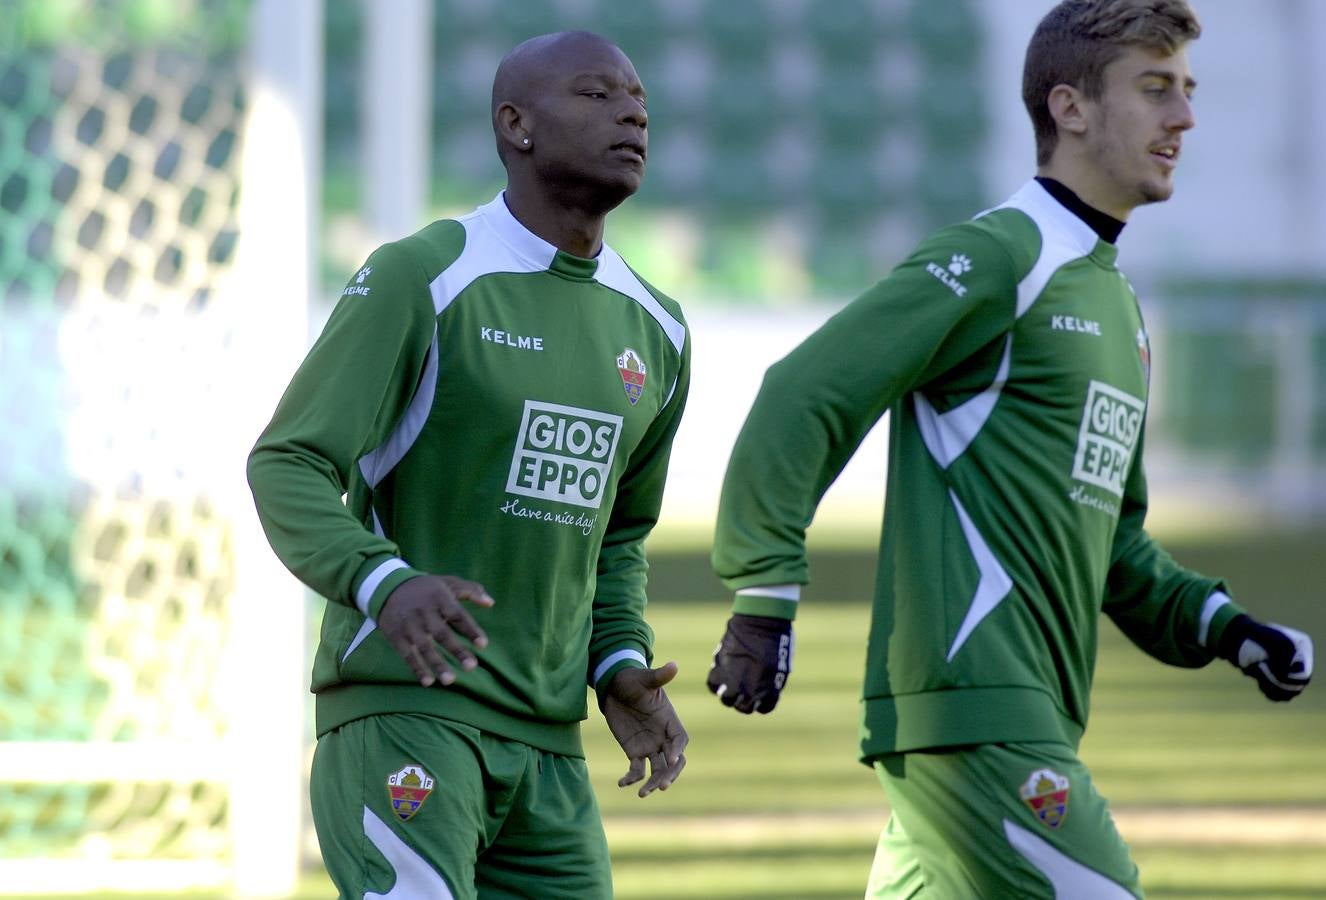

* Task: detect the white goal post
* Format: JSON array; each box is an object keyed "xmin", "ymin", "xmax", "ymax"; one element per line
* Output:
[{"xmin": 0, "ymin": 0, "xmax": 318, "ymax": 895}]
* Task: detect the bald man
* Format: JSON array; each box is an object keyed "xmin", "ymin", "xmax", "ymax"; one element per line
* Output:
[{"xmin": 248, "ymin": 31, "xmax": 689, "ymax": 899}]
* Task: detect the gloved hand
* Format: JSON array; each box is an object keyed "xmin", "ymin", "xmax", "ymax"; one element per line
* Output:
[
  {"xmin": 705, "ymin": 614, "xmax": 793, "ymax": 714},
  {"xmin": 1217, "ymin": 614, "xmax": 1314, "ymax": 701}
]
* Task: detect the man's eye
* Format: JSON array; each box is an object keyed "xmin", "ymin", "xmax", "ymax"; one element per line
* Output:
[{"xmin": 584, "ymin": 90, "xmax": 607, "ymax": 99}]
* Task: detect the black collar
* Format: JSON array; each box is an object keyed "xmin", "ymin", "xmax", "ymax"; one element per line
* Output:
[{"xmin": 1034, "ymin": 177, "xmax": 1125, "ymax": 244}]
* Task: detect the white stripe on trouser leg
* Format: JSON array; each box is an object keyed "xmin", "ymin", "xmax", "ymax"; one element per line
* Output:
[
  {"xmin": 363, "ymin": 805, "xmax": 456, "ymax": 900},
  {"xmin": 1003, "ymin": 820, "xmax": 1134, "ymax": 899}
]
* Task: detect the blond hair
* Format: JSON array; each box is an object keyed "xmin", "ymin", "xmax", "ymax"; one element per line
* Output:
[{"xmin": 1023, "ymin": 0, "xmax": 1201, "ymax": 165}]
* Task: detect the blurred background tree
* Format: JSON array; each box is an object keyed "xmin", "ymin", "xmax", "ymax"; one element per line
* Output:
[{"xmin": 322, "ymin": 0, "xmax": 989, "ymax": 300}]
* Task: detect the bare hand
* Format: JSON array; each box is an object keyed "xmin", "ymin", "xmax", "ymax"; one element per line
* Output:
[
  {"xmin": 378, "ymin": 575, "xmax": 494, "ymax": 687},
  {"xmin": 602, "ymin": 662, "xmax": 688, "ymax": 797}
]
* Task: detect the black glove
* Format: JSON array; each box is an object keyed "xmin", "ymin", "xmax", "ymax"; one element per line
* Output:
[
  {"xmin": 706, "ymin": 614, "xmax": 794, "ymax": 714},
  {"xmin": 1217, "ymin": 614, "xmax": 1314, "ymax": 702}
]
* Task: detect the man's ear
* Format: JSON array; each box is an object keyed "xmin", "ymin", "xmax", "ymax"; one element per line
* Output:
[
  {"xmin": 495, "ymin": 102, "xmax": 532, "ymax": 155},
  {"xmin": 1047, "ymin": 84, "xmax": 1089, "ymax": 137}
]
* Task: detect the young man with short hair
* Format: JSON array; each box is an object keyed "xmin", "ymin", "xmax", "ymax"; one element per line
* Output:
[
  {"xmin": 705, "ymin": 2, "xmax": 1313, "ymax": 896},
  {"xmin": 249, "ymin": 30, "xmax": 689, "ymax": 899}
]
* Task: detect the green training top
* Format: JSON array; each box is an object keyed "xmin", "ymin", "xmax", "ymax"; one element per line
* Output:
[
  {"xmin": 249, "ymin": 193, "xmax": 690, "ymax": 757},
  {"xmin": 712, "ymin": 180, "xmax": 1244, "ymax": 761}
]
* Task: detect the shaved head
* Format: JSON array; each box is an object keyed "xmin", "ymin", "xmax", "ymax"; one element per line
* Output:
[
  {"xmin": 487, "ymin": 29, "xmax": 648, "ymax": 235},
  {"xmin": 491, "ymin": 31, "xmax": 623, "ymax": 165}
]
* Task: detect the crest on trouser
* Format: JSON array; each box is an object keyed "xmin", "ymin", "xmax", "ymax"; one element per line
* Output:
[
  {"xmin": 386, "ymin": 764, "xmax": 435, "ymax": 822},
  {"xmin": 1020, "ymin": 767, "xmax": 1070, "ymax": 829}
]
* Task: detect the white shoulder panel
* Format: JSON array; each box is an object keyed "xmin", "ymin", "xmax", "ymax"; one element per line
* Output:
[
  {"xmin": 359, "ymin": 194, "xmax": 555, "ymax": 499},
  {"xmin": 594, "ymin": 245, "xmax": 687, "ymax": 356},
  {"xmin": 430, "ymin": 193, "xmax": 556, "ymax": 315},
  {"xmin": 982, "ymin": 180, "xmax": 1100, "ymax": 319}
]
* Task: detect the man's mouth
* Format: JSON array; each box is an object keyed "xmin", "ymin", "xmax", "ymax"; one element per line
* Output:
[
  {"xmin": 612, "ymin": 141, "xmax": 646, "ymax": 163},
  {"xmin": 1150, "ymin": 144, "xmax": 1180, "ymax": 168}
]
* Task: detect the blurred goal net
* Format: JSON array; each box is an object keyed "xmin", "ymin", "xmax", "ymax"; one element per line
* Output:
[{"xmin": 0, "ymin": 1, "xmax": 314, "ymax": 894}]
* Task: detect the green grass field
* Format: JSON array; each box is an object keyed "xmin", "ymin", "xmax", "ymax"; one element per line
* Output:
[
  {"xmin": 583, "ymin": 601, "xmax": 1326, "ymax": 900},
  {"xmin": 256, "ymin": 599, "xmax": 1326, "ymax": 899},
  {"xmin": 16, "ymin": 534, "xmax": 1326, "ymax": 900}
]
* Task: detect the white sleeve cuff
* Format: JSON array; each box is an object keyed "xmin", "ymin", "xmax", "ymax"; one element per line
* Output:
[
  {"xmin": 355, "ymin": 558, "xmax": 410, "ymax": 616},
  {"xmin": 736, "ymin": 584, "xmax": 801, "ymax": 602},
  {"xmin": 1198, "ymin": 591, "xmax": 1232, "ymax": 647},
  {"xmin": 592, "ymin": 648, "xmax": 647, "ymax": 687}
]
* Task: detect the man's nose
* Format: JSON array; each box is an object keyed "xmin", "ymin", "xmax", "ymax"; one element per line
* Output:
[
  {"xmin": 1170, "ymin": 94, "xmax": 1195, "ymax": 131},
  {"xmin": 619, "ymin": 100, "xmax": 647, "ymax": 129}
]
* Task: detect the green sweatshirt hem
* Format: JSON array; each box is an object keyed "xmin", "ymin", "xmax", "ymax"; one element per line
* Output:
[
  {"xmin": 316, "ymin": 683, "xmax": 585, "ymax": 757},
  {"xmin": 859, "ymin": 686, "xmax": 1085, "ymax": 762}
]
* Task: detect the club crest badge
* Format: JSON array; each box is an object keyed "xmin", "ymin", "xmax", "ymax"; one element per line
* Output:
[
  {"xmin": 1136, "ymin": 327, "xmax": 1151, "ymax": 382},
  {"xmin": 1020, "ymin": 767, "xmax": 1070, "ymax": 829},
  {"xmin": 616, "ymin": 347, "xmax": 647, "ymax": 406},
  {"xmin": 386, "ymin": 764, "xmax": 435, "ymax": 822}
]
